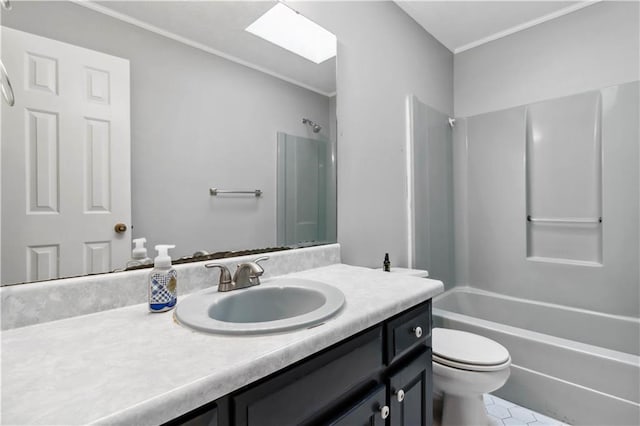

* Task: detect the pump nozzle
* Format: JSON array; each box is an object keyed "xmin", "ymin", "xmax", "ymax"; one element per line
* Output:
[{"xmin": 154, "ymin": 244, "xmax": 176, "ymax": 268}]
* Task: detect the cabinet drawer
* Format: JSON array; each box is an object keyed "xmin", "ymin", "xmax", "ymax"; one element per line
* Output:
[
  {"xmin": 385, "ymin": 301, "xmax": 431, "ymax": 364},
  {"xmin": 233, "ymin": 327, "xmax": 383, "ymax": 426}
]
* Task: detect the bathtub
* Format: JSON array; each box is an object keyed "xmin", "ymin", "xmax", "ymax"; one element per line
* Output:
[{"xmin": 433, "ymin": 287, "xmax": 640, "ymax": 426}]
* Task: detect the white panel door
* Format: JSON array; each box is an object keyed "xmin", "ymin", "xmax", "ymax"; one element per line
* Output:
[{"xmin": 1, "ymin": 27, "xmax": 131, "ymax": 284}]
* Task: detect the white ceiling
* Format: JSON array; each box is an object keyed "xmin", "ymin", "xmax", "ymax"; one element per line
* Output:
[
  {"xmin": 86, "ymin": 1, "xmax": 337, "ymax": 95},
  {"xmin": 82, "ymin": 1, "xmax": 600, "ymax": 95},
  {"xmin": 395, "ymin": 1, "xmax": 598, "ymax": 53}
]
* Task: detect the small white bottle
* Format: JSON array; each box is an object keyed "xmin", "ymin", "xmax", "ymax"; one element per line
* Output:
[
  {"xmin": 148, "ymin": 245, "xmax": 177, "ymax": 313},
  {"xmin": 127, "ymin": 238, "xmax": 152, "ymax": 267}
]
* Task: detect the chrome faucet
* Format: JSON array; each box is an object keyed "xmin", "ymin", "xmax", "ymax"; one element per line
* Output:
[
  {"xmin": 204, "ymin": 262, "xmax": 233, "ymax": 292},
  {"xmin": 205, "ymin": 256, "xmax": 269, "ymax": 292}
]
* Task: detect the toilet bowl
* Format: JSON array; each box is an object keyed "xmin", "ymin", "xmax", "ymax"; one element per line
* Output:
[{"xmin": 432, "ymin": 328, "xmax": 511, "ymax": 426}]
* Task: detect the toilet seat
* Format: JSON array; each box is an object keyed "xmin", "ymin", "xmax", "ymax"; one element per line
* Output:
[
  {"xmin": 432, "ymin": 328, "xmax": 510, "ymax": 372},
  {"xmin": 433, "ymin": 353, "xmax": 510, "ymax": 372}
]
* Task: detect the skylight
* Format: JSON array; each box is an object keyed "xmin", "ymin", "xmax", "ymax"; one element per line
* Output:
[{"xmin": 245, "ymin": 3, "xmax": 337, "ymax": 64}]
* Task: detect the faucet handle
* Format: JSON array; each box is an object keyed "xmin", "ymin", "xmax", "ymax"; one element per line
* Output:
[
  {"xmin": 251, "ymin": 256, "xmax": 269, "ymax": 276},
  {"xmin": 204, "ymin": 263, "xmax": 233, "ymax": 291},
  {"xmin": 232, "ymin": 256, "xmax": 270, "ymax": 287}
]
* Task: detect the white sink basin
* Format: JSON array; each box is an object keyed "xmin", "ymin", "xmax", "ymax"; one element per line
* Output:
[{"xmin": 175, "ymin": 278, "xmax": 345, "ymax": 335}]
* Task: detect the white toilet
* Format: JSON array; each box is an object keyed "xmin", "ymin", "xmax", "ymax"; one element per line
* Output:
[{"xmin": 432, "ymin": 328, "xmax": 511, "ymax": 426}]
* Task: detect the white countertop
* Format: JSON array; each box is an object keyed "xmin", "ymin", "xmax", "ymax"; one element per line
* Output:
[
  {"xmin": 373, "ymin": 267, "xmax": 429, "ymax": 278},
  {"xmin": 1, "ymin": 264, "xmax": 443, "ymax": 425}
]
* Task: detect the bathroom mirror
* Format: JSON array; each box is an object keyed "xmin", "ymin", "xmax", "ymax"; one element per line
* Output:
[{"xmin": 0, "ymin": 1, "xmax": 337, "ymax": 286}]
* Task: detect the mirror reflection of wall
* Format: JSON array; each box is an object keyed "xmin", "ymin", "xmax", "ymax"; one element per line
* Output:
[{"xmin": 0, "ymin": 1, "xmax": 337, "ymax": 286}]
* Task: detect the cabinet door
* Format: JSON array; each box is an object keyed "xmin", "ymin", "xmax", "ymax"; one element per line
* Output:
[
  {"xmin": 233, "ymin": 327, "xmax": 383, "ymax": 426},
  {"xmin": 177, "ymin": 407, "xmax": 217, "ymax": 426},
  {"xmin": 163, "ymin": 401, "xmax": 222, "ymax": 426},
  {"xmin": 329, "ymin": 386, "xmax": 388, "ymax": 426},
  {"xmin": 388, "ymin": 348, "xmax": 432, "ymax": 426}
]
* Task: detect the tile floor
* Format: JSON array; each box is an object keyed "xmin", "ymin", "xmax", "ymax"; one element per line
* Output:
[{"xmin": 484, "ymin": 394, "xmax": 570, "ymax": 426}]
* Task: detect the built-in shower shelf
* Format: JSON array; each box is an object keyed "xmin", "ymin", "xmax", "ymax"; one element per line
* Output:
[
  {"xmin": 526, "ymin": 256, "xmax": 603, "ymax": 268},
  {"xmin": 525, "ymin": 91, "xmax": 603, "ymax": 264},
  {"xmin": 526, "ymin": 215, "xmax": 602, "ymax": 224}
]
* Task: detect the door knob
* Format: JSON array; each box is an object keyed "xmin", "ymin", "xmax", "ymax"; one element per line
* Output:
[{"xmin": 114, "ymin": 223, "xmax": 128, "ymax": 233}]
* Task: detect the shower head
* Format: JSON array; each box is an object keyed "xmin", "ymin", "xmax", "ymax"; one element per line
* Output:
[{"xmin": 302, "ymin": 118, "xmax": 322, "ymax": 133}]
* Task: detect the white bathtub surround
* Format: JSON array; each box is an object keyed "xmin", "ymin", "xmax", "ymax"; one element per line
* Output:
[
  {"xmin": 1, "ymin": 263, "xmax": 443, "ymax": 425},
  {"xmin": 433, "ymin": 286, "xmax": 640, "ymax": 426},
  {"xmin": 484, "ymin": 394, "xmax": 569, "ymax": 426},
  {"xmin": 0, "ymin": 243, "xmax": 341, "ymax": 330},
  {"xmin": 460, "ymin": 82, "xmax": 639, "ymax": 318}
]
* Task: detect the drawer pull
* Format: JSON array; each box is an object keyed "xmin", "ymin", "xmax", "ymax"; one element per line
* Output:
[
  {"xmin": 412, "ymin": 326, "xmax": 423, "ymax": 338},
  {"xmin": 395, "ymin": 389, "xmax": 405, "ymax": 402},
  {"xmin": 379, "ymin": 405, "xmax": 390, "ymax": 419}
]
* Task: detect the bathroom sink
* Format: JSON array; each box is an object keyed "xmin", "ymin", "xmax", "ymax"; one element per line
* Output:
[{"xmin": 174, "ymin": 278, "xmax": 345, "ymax": 335}]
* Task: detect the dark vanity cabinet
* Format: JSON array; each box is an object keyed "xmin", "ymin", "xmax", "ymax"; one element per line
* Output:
[
  {"xmin": 329, "ymin": 386, "xmax": 387, "ymax": 426},
  {"xmin": 233, "ymin": 327, "xmax": 384, "ymax": 426},
  {"xmin": 167, "ymin": 301, "xmax": 432, "ymax": 426},
  {"xmin": 385, "ymin": 302, "xmax": 433, "ymax": 426},
  {"xmin": 387, "ymin": 349, "xmax": 432, "ymax": 426}
]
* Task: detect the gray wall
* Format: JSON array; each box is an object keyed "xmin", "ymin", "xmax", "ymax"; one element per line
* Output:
[
  {"xmin": 2, "ymin": 1, "xmax": 331, "ymax": 259},
  {"xmin": 454, "ymin": 1, "xmax": 640, "ymax": 117},
  {"xmin": 296, "ymin": 1, "xmax": 454, "ymax": 268}
]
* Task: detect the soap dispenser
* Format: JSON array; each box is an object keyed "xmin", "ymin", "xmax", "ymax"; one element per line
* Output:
[
  {"xmin": 127, "ymin": 238, "xmax": 152, "ymax": 267},
  {"xmin": 148, "ymin": 245, "xmax": 177, "ymax": 313}
]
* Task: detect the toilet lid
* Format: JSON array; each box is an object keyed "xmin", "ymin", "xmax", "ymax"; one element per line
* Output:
[{"xmin": 432, "ymin": 328, "xmax": 510, "ymax": 369}]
